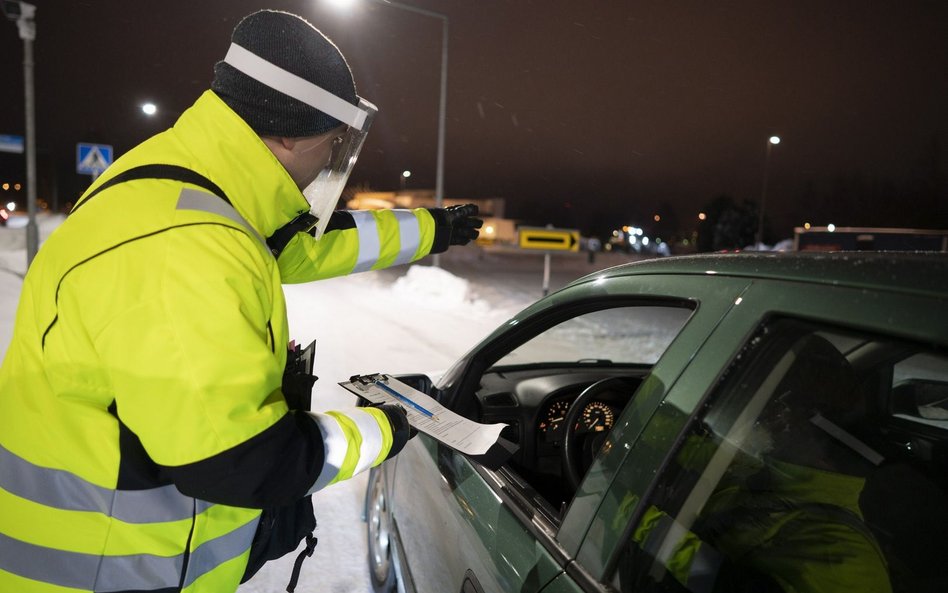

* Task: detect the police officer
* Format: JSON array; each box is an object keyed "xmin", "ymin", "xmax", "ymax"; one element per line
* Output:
[{"xmin": 0, "ymin": 9, "xmax": 480, "ymax": 593}]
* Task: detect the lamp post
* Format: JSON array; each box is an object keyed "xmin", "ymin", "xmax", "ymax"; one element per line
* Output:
[
  {"xmin": 328, "ymin": 0, "xmax": 448, "ymax": 265},
  {"xmin": 3, "ymin": 1, "xmax": 38, "ymax": 267},
  {"xmin": 755, "ymin": 135, "xmax": 780, "ymax": 248}
]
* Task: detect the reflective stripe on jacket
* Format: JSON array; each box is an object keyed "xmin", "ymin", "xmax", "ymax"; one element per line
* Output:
[{"xmin": 0, "ymin": 90, "xmax": 435, "ymax": 592}]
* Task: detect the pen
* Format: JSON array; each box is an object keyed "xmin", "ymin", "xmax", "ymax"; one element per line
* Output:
[{"xmin": 373, "ymin": 379, "xmax": 439, "ymax": 421}]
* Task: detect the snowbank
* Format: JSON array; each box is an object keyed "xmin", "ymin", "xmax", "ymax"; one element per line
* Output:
[{"xmin": 390, "ymin": 263, "xmax": 495, "ymax": 316}]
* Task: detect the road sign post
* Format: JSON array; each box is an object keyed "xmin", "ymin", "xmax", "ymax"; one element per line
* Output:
[
  {"xmin": 541, "ymin": 252, "xmax": 551, "ymax": 296},
  {"xmin": 4, "ymin": 1, "xmax": 39, "ymax": 267}
]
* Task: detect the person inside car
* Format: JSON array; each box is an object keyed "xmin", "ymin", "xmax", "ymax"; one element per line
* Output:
[{"xmin": 629, "ymin": 334, "xmax": 891, "ymax": 593}]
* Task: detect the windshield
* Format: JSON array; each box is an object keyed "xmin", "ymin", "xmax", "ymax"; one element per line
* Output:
[{"xmin": 495, "ymin": 305, "xmax": 692, "ymax": 367}]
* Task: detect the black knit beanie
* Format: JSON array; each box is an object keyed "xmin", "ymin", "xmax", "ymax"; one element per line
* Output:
[{"xmin": 212, "ymin": 10, "xmax": 357, "ymax": 137}]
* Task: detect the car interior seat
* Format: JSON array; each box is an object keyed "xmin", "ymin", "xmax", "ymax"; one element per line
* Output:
[
  {"xmin": 858, "ymin": 366, "xmax": 948, "ymax": 593},
  {"xmin": 761, "ymin": 332, "xmax": 879, "ymax": 475}
]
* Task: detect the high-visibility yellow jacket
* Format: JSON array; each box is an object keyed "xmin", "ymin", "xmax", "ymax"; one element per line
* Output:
[
  {"xmin": 0, "ymin": 90, "xmax": 439, "ymax": 592},
  {"xmin": 632, "ymin": 459, "xmax": 891, "ymax": 593}
]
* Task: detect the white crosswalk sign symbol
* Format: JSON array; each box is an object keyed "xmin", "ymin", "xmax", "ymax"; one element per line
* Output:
[{"xmin": 77, "ymin": 143, "xmax": 114, "ymax": 176}]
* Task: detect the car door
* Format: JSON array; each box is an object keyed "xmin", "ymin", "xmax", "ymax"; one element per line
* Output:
[
  {"xmin": 390, "ymin": 273, "xmax": 752, "ymax": 593},
  {"xmin": 569, "ymin": 276, "xmax": 948, "ymax": 593}
]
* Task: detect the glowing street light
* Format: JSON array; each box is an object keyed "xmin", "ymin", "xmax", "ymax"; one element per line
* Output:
[
  {"xmin": 755, "ymin": 135, "xmax": 781, "ymax": 247},
  {"xmin": 400, "ymin": 169, "xmax": 411, "ymax": 190},
  {"xmin": 141, "ymin": 102, "xmax": 157, "ymax": 116}
]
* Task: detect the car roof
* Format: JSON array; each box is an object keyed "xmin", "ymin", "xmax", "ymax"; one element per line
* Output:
[{"xmin": 584, "ymin": 251, "xmax": 948, "ymax": 299}]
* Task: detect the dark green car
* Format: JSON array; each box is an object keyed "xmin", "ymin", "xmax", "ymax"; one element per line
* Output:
[{"xmin": 364, "ymin": 252, "xmax": 948, "ymax": 593}]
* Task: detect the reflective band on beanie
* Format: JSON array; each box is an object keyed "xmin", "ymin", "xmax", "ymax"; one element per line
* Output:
[{"xmin": 223, "ymin": 43, "xmax": 369, "ymax": 130}]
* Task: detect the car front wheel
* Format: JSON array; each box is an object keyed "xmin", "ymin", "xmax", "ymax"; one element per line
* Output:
[{"xmin": 366, "ymin": 466, "xmax": 397, "ymax": 593}]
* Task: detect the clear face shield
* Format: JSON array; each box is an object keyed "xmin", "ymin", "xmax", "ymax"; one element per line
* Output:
[
  {"xmin": 302, "ymin": 98, "xmax": 377, "ymax": 240},
  {"xmin": 221, "ymin": 42, "xmax": 378, "ymax": 240}
]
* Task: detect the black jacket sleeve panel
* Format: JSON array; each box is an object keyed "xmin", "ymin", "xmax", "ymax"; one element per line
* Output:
[
  {"xmin": 311, "ymin": 210, "xmax": 356, "ymax": 235},
  {"xmin": 161, "ymin": 411, "xmax": 325, "ymax": 508}
]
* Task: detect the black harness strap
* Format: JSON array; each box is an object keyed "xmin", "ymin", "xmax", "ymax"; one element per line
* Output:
[
  {"xmin": 68, "ymin": 163, "xmax": 307, "ymax": 259},
  {"xmin": 71, "ymin": 164, "xmax": 230, "ymax": 214}
]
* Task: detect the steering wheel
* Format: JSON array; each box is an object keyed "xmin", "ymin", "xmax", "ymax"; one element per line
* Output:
[{"xmin": 562, "ymin": 377, "xmax": 633, "ymax": 491}]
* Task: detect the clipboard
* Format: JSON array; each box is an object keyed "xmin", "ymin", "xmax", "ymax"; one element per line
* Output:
[{"xmin": 340, "ymin": 373, "xmax": 518, "ymax": 469}]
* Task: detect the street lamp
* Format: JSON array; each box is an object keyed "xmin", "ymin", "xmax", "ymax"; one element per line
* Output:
[
  {"xmin": 2, "ymin": 0, "xmax": 38, "ymax": 267},
  {"xmin": 327, "ymin": 0, "xmax": 448, "ymax": 265},
  {"xmin": 400, "ymin": 169, "xmax": 411, "ymax": 190},
  {"xmin": 755, "ymin": 135, "xmax": 781, "ymax": 247}
]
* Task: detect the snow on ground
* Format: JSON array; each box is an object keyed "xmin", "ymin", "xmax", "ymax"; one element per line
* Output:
[{"xmin": 0, "ymin": 214, "xmax": 639, "ymax": 592}]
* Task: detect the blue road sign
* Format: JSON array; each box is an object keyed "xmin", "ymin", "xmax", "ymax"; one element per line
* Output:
[
  {"xmin": 0, "ymin": 134, "xmax": 24, "ymax": 154},
  {"xmin": 77, "ymin": 143, "xmax": 113, "ymax": 175}
]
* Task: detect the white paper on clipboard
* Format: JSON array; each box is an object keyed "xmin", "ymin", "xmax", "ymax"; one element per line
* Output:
[{"xmin": 340, "ymin": 373, "xmax": 512, "ymax": 459}]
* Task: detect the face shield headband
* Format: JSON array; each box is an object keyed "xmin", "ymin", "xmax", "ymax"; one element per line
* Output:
[{"xmin": 222, "ymin": 43, "xmax": 377, "ymax": 240}]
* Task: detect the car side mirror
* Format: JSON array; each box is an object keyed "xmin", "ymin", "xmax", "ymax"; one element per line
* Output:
[{"xmin": 392, "ymin": 373, "xmax": 440, "ymax": 401}]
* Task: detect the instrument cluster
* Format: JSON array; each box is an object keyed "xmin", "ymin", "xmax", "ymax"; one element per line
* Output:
[{"xmin": 538, "ymin": 398, "xmax": 616, "ymax": 442}]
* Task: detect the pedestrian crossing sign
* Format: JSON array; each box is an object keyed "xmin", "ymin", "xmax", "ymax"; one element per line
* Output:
[{"xmin": 76, "ymin": 143, "xmax": 113, "ymax": 176}]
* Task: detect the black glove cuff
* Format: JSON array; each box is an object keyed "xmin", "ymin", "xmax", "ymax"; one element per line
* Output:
[
  {"xmin": 428, "ymin": 208, "xmax": 452, "ymax": 254},
  {"xmin": 377, "ymin": 404, "xmax": 414, "ymax": 459}
]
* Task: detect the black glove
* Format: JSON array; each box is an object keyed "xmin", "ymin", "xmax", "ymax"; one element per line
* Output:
[
  {"xmin": 429, "ymin": 204, "xmax": 484, "ymax": 253},
  {"xmin": 376, "ymin": 404, "xmax": 417, "ymax": 459}
]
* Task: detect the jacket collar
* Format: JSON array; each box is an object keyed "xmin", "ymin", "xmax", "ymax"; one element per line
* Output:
[{"xmin": 168, "ymin": 90, "xmax": 310, "ymax": 240}]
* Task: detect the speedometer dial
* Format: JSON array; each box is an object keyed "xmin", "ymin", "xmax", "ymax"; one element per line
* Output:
[
  {"xmin": 581, "ymin": 401, "xmax": 615, "ymax": 432},
  {"xmin": 538, "ymin": 400, "xmax": 570, "ymax": 440}
]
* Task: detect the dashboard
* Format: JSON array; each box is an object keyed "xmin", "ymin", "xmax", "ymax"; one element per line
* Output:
[{"xmin": 473, "ymin": 366, "xmax": 646, "ymax": 487}]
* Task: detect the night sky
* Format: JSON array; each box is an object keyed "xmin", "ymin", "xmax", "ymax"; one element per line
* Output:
[{"xmin": 1, "ymin": 0, "xmax": 946, "ymax": 240}]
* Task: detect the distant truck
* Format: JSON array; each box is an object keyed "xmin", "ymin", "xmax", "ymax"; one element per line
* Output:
[{"xmin": 794, "ymin": 226, "xmax": 948, "ymax": 252}]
